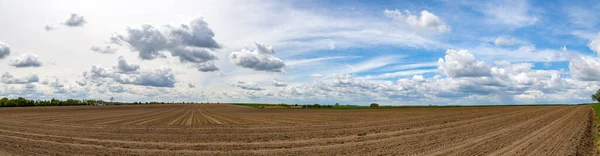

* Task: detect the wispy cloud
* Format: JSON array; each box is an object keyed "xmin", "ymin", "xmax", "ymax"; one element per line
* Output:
[
  {"xmin": 376, "ymin": 62, "xmax": 438, "ymax": 72},
  {"xmin": 286, "ymin": 56, "xmax": 360, "ymax": 66},
  {"xmin": 345, "ymin": 55, "xmax": 405, "ymax": 74},
  {"xmin": 363, "ymin": 69, "xmax": 438, "ymax": 79}
]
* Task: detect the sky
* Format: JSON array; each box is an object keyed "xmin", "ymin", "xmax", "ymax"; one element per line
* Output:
[{"xmin": 1, "ymin": 0, "xmax": 600, "ymax": 105}]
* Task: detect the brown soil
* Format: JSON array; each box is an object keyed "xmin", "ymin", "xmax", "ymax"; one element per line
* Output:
[{"xmin": 0, "ymin": 104, "xmax": 595, "ymax": 155}]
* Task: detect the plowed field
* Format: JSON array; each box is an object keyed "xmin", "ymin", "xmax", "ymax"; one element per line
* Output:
[{"xmin": 0, "ymin": 104, "xmax": 595, "ymax": 155}]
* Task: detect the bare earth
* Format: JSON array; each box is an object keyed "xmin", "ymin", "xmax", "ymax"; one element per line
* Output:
[{"xmin": 0, "ymin": 104, "xmax": 595, "ymax": 156}]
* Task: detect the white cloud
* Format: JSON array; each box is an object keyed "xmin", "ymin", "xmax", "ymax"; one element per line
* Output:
[
  {"xmin": 9, "ymin": 53, "xmax": 43, "ymax": 68},
  {"xmin": 271, "ymin": 79, "xmax": 288, "ymax": 87},
  {"xmin": 346, "ymin": 55, "xmax": 404, "ymax": 74},
  {"xmin": 231, "ymin": 80, "xmax": 264, "ymax": 91},
  {"xmin": 111, "ymin": 17, "xmax": 220, "ymax": 72},
  {"xmin": 80, "ymin": 59, "xmax": 176, "ymax": 88},
  {"xmin": 229, "ymin": 42, "xmax": 285, "ymax": 72},
  {"xmin": 479, "ymin": 0, "xmax": 538, "ymax": 28},
  {"xmin": 470, "ymin": 45, "xmax": 568, "ymax": 63},
  {"xmin": 376, "ymin": 62, "xmax": 438, "ymax": 72},
  {"xmin": 130, "ymin": 67, "xmax": 176, "ymax": 87},
  {"xmin": 569, "ymin": 56, "xmax": 600, "ymax": 81},
  {"xmin": 0, "ymin": 41, "xmax": 10, "ymax": 59},
  {"xmin": 384, "ymin": 9, "xmax": 450, "ymax": 33},
  {"xmin": 1, "ymin": 72, "xmax": 39, "ymax": 84},
  {"xmin": 90, "ymin": 45, "xmax": 118, "ymax": 54},
  {"xmin": 438, "ymin": 49, "xmax": 491, "ymax": 78},
  {"xmin": 589, "ymin": 36, "xmax": 600, "ymax": 56},
  {"xmin": 286, "ymin": 56, "xmax": 358, "ymax": 66},
  {"xmin": 170, "ymin": 47, "xmax": 219, "ymax": 72},
  {"xmin": 41, "ymin": 78, "xmax": 65, "ymax": 91},
  {"xmin": 363, "ymin": 69, "xmax": 438, "ymax": 79},
  {"xmin": 311, "ymin": 74, "xmax": 323, "ymax": 79},
  {"xmin": 494, "ymin": 37, "xmax": 518, "ymax": 46},
  {"xmin": 514, "ymin": 90, "xmax": 544, "ymax": 101},
  {"xmin": 565, "ymin": 6, "xmax": 599, "ymax": 28},
  {"xmin": 63, "ymin": 13, "xmax": 86, "ymax": 27},
  {"xmin": 44, "ymin": 13, "xmax": 86, "ymax": 31},
  {"xmin": 115, "ymin": 56, "xmax": 139, "ymax": 73}
]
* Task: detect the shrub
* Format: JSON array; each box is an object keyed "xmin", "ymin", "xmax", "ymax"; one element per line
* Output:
[{"xmin": 370, "ymin": 103, "xmax": 379, "ymax": 107}]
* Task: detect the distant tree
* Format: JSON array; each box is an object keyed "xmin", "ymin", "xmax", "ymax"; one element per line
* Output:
[
  {"xmin": 335, "ymin": 103, "xmax": 340, "ymax": 107},
  {"xmin": 592, "ymin": 89, "xmax": 600, "ymax": 103},
  {"xmin": 370, "ymin": 103, "xmax": 379, "ymax": 108}
]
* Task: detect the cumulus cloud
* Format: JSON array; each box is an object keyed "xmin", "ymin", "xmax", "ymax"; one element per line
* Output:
[
  {"xmin": 90, "ymin": 45, "xmax": 118, "ymax": 54},
  {"xmin": 438, "ymin": 49, "xmax": 491, "ymax": 78},
  {"xmin": 1, "ymin": 72, "xmax": 39, "ymax": 84},
  {"xmin": 166, "ymin": 18, "xmax": 220, "ymax": 49},
  {"xmin": 115, "ymin": 56, "xmax": 140, "ymax": 73},
  {"xmin": 229, "ymin": 42, "xmax": 285, "ymax": 72},
  {"xmin": 9, "ymin": 53, "xmax": 43, "ymax": 68},
  {"xmin": 80, "ymin": 56, "xmax": 177, "ymax": 88},
  {"xmin": 590, "ymin": 36, "xmax": 600, "ymax": 56},
  {"xmin": 45, "ymin": 13, "xmax": 86, "ymax": 31},
  {"xmin": 64, "ymin": 13, "xmax": 86, "ymax": 27},
  {"xmin": 131, "ymin": 67, "xmax": 176, "ymax": 87},
  {"xmin": 110, "ymin": 17, "xmax": 220, "ymax": 72},
  {"xmin": 170, "ymin": 47, "xmax": 219, "ymax": 72},
  {"xmin": 333, "ymin": 74, "xmax": 397, "ymax": 91},
  {"xmin": 569, "ymin": 56, "xmax": 600, "ymax": 81},
  {"xmin": 115, "ymin": 25, "xmax": 168, "ymax": 59},
  {"xmin": 83, "ymin": 65, "xmax": 176, "ymax": 88},
  {"xmin": 41, "ymin": 78, "xmax": 64, "ymax": 88},
  {"xmin": 0, "ymin": 41, "xmax": 10, "ymax": 59},
  {"xmin": 271, "ymin": 79, "xmax": 288, "ymax": 87},
  {"xmin": 384, "ymin": 9, "xmax": 450, "ymax": 33},
  {"xmin": 231, "ymin": 80, "xmax": 264, "ymax": 91}
]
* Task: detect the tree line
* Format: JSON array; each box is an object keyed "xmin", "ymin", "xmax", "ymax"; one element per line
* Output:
[
  {"xmin": 0, "ymin": 97, "xmax": 181, "ymax": 107},
  {"xmin": 0, "ymin": 97, "xmax": 102, "ymax": 107}
]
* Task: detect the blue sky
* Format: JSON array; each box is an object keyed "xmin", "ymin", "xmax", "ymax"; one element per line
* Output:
[{"xmin": 0, "ymin": 0, "xmax": 599, "ymax": 105}]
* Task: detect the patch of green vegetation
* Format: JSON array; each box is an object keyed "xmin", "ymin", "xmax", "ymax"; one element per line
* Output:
[
  {"xmin": 592, "ymin": 103, "xmax": 600, "ymax": 120},
  {"xmin": 591, "ymin": 103, "xmax": 600, "ymax": 152},
  {"xmin": 232, "ymin": 103, "xmax": 269, "ymax": 108}
]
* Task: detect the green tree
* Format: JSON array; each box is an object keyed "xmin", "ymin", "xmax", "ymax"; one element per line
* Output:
[
  {"xmin": 370, "ymin": 103, "xmax": 379, "ymax": 108},
  {"xmin": 592, "ymin": 89, "xmax": 600, "ymax": 103},
  {"xmin": 0, "ymin": 97, "xmax": 8, "ymax": 107}
]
